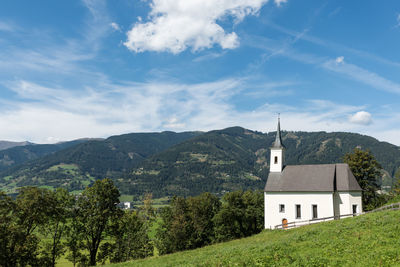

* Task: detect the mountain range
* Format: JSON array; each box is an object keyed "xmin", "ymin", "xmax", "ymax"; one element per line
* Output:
[
  {"xmin": 0, "ymin": 141, "xmax": 33, "ymax": 151},
  {"xmin": 1, "ymin": 127, "xmax": 399, "ymax": 198}
]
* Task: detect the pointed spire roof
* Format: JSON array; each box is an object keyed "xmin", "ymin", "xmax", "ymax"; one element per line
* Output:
[{"xmin": 271, "ymin": 116, "xmax": 285, "ymax": 149}]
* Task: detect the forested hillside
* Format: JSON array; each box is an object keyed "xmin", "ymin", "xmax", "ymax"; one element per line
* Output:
[
  {"xmin": 0, "ymin": 139, "xmax": 94, "ymax": 171},
  {"xmin": 1, "ymin": 127, "xmax": 399, "ymax": 197},
  {"xmin": 117, "ymin": 127, "xmax": 400, "ymax": 197},
  {"xmin": 0, "ymin": 141, "xmax": 33, "ymax": 151},
  {"xmin": 0, "ymin": 131, "xmax": 201, "ymax": 193}
]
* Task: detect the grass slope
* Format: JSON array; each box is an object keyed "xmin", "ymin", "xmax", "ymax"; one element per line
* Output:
[{"xmin": 109, "ymin": 210, "xmax": 400, "ymax": 267}]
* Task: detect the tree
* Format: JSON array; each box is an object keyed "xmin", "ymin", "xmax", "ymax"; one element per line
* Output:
[
  {"xmin": 186, "ymin": 192, "xmax": 220, "ymax": 247},
  {"xmin": 76, "ymin": 178, "xmax": 121, "ymax": 266},
  {"xmin": 0, "ymin": 187, "xmax": 54, "ymax": 267},
  {"xmin": 213, "ymin": 190, "xmax": 263, "ymax": 242},
  {"xmin": 0, "ymin": 192, "xmax": 23, "ymax": 267},
  {"xmin": 140, "ymin": 193, "xmax": 156, "ymax": 223},
  {"xmin": 343, "ymin": 148, "xmax": 384, "ymax": 210},
  {"xmin": 155, "ymin": 196, "xmax": 194, "ymax": 254},
  {"xmin": 65, "ymin": 203, "xmax": 85, "ymax": 267},
  {"xmin": 40, "ymin": 188, "xmax": 73, "ymax": 267},
  {"xmin": 98, "ymin": 210, "xmax": 153, "ymax": 263},
  {"xmin": 242, "ymin": 190, "xmax": 264, "ymax": 236}
]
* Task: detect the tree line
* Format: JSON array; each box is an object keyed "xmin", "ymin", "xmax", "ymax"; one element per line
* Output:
[
  {"xmin": 156, "ymin": 190, "xmax": 263, "ymax": 255},
  {"xmin": 0, "ymin": 179, "xmax": 152, "ymax": 267},
  {"xmin": 0, "ymin": 179, "xmax": 263, "ymax": 266}
]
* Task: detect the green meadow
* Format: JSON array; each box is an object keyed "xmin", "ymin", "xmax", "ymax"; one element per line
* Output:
[{"xmin": 107, "ymin": 209, "xmax": 400, "ymax": 267}]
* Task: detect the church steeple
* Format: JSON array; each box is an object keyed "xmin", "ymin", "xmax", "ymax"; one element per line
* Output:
[
  {"xmin": 270, "ymin": 116, "xmax": 285, "ymax": 173},
  {"xmin": 271, "ymin": 116, "xmax": 285, "ymax": 149}
]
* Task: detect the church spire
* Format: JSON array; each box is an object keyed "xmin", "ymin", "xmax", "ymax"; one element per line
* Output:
[
  {"xmin": 270, "ymin": 115, "xmax": 285, "ymax": 173},
  {"xmin": 272, "ymin": 115, "xmax": 285, "ymax": 149}
]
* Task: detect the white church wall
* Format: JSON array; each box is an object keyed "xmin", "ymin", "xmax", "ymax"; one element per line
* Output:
[
  {"xmin": 338, "ymin": 191, "xmax": 362, "ymax": 215},
  {"xmin": 264, "ymin": 192, "xmax": 334, "ymax": 229},
  {"xmin": 333, "ymin": 192, "xmax": 341, "ymax": 217}
]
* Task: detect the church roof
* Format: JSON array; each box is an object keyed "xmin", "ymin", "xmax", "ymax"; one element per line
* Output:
[
  {"xmin": 271, "ymin": 117, "xmax": 285, "ymax": 149},
  {"xmin": 264, "ymin": 163, "xmax": 362, "ymax": 192}
]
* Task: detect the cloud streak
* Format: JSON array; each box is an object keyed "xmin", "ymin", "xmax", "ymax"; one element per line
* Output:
[
  {"xmin": 322, "ymin": 59, "xmax": 400, "ymax": 94},
  {"xmin": 0, "ymin": 21, "xmax": 16, "ymax": 32},
  {"xmin": 2, "ymin": 77, "xmax": 398, "ymax": 145}
]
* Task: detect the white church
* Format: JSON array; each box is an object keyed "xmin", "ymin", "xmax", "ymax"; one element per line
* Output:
[{"xmin": 264, "ymin": 118, "xmax": 363, "ymax": 229}]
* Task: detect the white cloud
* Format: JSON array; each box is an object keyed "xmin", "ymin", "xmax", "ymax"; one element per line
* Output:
[
  {"xmin": 124, "ymin": 0, "xmax": 271, "ymax": 54},
  {"xmin": 0, "ymin": 0, "xmax": 111, "ymax": 82},
  {"xmin": 262, "ymin": 21, "xmax": 400, "ymax": 68},
  {"xmin": 110, "ymin": 22, "xmax": 121, "ymax": 32},
  {"xmin": 349, "ymin": 111, "xmax": 372, "ymax": 125},
  {"xmin": 396, "ymin": 14, "xmax": 400, "ymax": 27},
  {"xmin": 322, "ymin": 58, "xmax": 400, "ymax": 94},
  {"xmin": 2, "ymin": 78, "xmax": 400, "ymax": 146},
  {"xmin": 163, "ymin": 117, "xmax": 186, "ymax": 129},
  {"xmin": 274, "ymin": 0, "xmax": 287, "ymax": 7},
  {"xmin": 335, "ymin": 56, "xmax": 344, "ymax": 64},
  {"xmin": 0, "ymin": 21, "xmax": 15, "ymax": 32}
]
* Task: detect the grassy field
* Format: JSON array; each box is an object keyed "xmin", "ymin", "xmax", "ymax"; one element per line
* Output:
[{"xmin": 107, "ymin": 209, "xmax": 400, "ymax": 267}]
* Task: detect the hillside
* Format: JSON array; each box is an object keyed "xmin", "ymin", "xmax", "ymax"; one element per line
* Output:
[
  {"xmin": 1, "ymin": 127, "xmax": 400, "ymax": 197},
  {"xmin": 108, "ymin": 209, "xmax": 400, "ymax": 266},
  {"xmin": 0, "ymin": 139, "xmax": 94, "ymax": 172},
  {"xmin": 116, "ymin": 127, "xmax": 400, "ymax": 197},
  {"xmin": 0, "ymin": 131, "xmax": 201, "ymax": 193},
  {"xmin": 0, "ymin": 141, "xmax": 33, "ymax": 151}
]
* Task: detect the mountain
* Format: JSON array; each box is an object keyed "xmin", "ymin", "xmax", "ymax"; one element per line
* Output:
[
  {"xmin": 0, "ymin": 131, "xmax": 202, "ymax": 193},
  {"xmin": 116, "ymin": 127, "xmax": 400, "ymax": 197},
  {"xmin": 0, "ymin": 139, "xmax": 98, "ymax": 172},
  {"xmin": 0, "ymin": 141, "xmax": 33, "ymax": 151},
  {"xmin": 1, "ymin": 127, "xmax": 399, "ymax": 197}
]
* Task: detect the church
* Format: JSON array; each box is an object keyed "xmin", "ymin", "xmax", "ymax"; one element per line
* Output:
[{"xmin": 264, "ymin": 118, "xmax": 363, "ymax": 229}]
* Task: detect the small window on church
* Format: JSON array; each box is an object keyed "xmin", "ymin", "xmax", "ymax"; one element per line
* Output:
[
  {"xmin": 352, "ymin": 204, "xmax": 357, "ymax": 215},
  {"xmin": 279, "ymin": 204, "xmax": 285, "ymax": 213},
  {"xmin": 274, "ymin": 156, "xmax": 278, "ymax": 164},
  {"xmin": 312, "ymin": 205, "xmax": 318, "ymax": 219},
  {"xmin": 295, "ymin": 204, "xmax": 301, "ymax": 219}
]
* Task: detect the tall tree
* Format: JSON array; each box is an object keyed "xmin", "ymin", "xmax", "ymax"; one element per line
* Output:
[
  {"xmin": 65, "ymin": 203, "xmax": 85, "ymax": 267},
  {"xmin": 40, "ymin": 188, "xmax": 73, "ymax": 267},
  {"xmin": 155, "ymin": 196, "xmax": 194, "ymax": 255},
  {"xmin": 390, "ymin": 168, "xmax": 400, "ymax": 195},
  {"xmin": 343, "ymin": 148, "xmax": 383, "ymax": 210},
  {"xmin": 98, "ymin": 210, "xmax": 153, "ymax": 263},
  {"xmin": 140, "ymin": 193, "xmax": 156, "ymax": 223},
  {"xmin": 213, "ymin": 190, "xmax": 263, "ymax": 242},
  {"xmin": 0, "ymin": 187, "xmax": 53, "ymax": 266},
  {"xmin": 76, "ymin": 178, "xmax": 121, "ymax": 266},
  {"xmin": 0, "ymin": 192, "xmax": 23, "ymax": 267},
  {"xmin": 187, "ymin": 192, "xmax": 220, "ymax": 247}
]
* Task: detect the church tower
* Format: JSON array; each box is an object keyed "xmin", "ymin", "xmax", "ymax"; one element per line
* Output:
[{"xmin": 270, "ymin": 116, "xmax": 285, "ymax": 173}]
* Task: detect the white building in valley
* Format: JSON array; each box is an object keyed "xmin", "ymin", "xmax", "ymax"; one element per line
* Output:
[{"xmin": 264, "ymin": 118, "xmax": 363, "ymax": 229}]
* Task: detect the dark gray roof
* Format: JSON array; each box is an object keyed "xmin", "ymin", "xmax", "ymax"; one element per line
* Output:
[
  {"xmin": 264, "ymin": 163, "xmax": 362, "ymax": 192},
  {"xmin": 271, "ymin": 118, "xmax": 285, "ymax": 149}
]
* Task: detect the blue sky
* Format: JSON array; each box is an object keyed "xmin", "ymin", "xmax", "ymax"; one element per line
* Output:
[{"xmin": 0, "ymin": 0, "xmax": 400, "ymax": 145}]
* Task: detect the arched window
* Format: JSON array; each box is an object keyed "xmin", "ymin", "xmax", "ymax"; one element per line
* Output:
[{"xmin": 274, "ymin": 156, "xmax": 278, "ymax": 164}]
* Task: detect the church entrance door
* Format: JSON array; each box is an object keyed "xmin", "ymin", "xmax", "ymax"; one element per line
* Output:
[{"xmin": 282, "ymin": 218, "xmax": 288, "ymax": 229}]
